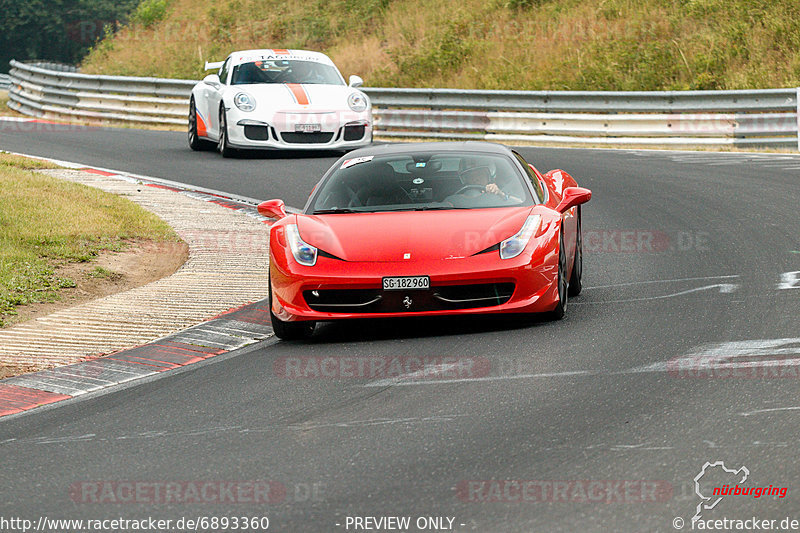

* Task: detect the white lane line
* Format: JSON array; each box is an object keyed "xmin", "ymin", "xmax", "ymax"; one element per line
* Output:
[
  {"xmin": 362, "ymin": 370, "xmax": 592, "ymax": 387},
  {"xmin": 365, "ymin": 362, "xmax": 474, "ymax": 387},
  {"xmin": 287, "ymin": 415, "xmax": 466, "ymax": 430},
  {"xmin": 34, "ymin": 434, "xmax": 96, "ymax": 445},
  {"xmin": 740, "ymin": 407, "xmax": 800, "ymax": 417},
  {"xmin": 583, "ymin": 275, "xmax": 740, "ymax": 291},
  {"xmin": 573, "ymin": 283, "xmax": 739, "ymax": 304},
  {"xmin": 360, "ymin": 338, "xmax": 800, "ymax": 388}
]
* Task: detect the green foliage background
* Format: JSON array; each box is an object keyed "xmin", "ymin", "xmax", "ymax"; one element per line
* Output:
[{"xmin": 0, "ymin": 0, "xmax": 140, "ymax": 73}]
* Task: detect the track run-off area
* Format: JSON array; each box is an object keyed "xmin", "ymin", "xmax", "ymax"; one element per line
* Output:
[{"xmin": 1, "ymin": 120, "xmax": 800, "ymax": 532}]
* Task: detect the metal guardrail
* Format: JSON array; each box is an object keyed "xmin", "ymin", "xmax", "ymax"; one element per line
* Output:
[
  {"xmin": 366, "ymin": 89, "xmax": 799, "ymax": 148},
  {"xmin": 8, "ymin": 60, "xmax": 193, "ymax": 126},
  {"xmin": 7, "ymin": 60, "xmax": 799, "ymax": 149}
]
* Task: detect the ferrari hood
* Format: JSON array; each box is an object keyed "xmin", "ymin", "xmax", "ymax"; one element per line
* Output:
[
  {"xmin": 233, "ymin": 83, "xmax": 364, "ymax": 114},
  {"xmin": 296, "ymin": 207, "xmax": 533, "ymax": 262}
]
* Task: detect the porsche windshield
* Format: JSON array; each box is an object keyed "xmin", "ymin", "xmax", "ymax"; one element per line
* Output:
[
  {"xmin": 309, "ymin": 152, "xmax": 533, "ymax": 214},
  {"xmin": 231, "ymin": 60, "xmax": 343, "ymax": 85}
]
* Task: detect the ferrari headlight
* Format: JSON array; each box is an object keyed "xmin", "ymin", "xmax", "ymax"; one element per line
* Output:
[
  {"xmin": 347, "ymin": 92, "xmax": 368, "ymax": 112},
  {"xmin": 500, "ymin": 215, "xmax": 541, "ymax": 260},
  {"xmin": 286, "ymin": 224, "xmax": 317, "ymax": 266},
  {"xmin": 234, "ymin": 92, "xmax": 256, "ymax": 112}
]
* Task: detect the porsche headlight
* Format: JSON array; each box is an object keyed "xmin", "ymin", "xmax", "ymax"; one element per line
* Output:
[
  {"xmin": 234, "ymin": 92, "xmax": 256, "ymax": 112},
  {"xmin": 500, "ymin": 215, "xmax": 541, "ymax": 260},
  {"xmin": 347, "ymin": 92, "xmax": 368, "ymax": 112},
  {"xmin": 286, "ymin": 224, "xmax": 317, "ymax": 266}
]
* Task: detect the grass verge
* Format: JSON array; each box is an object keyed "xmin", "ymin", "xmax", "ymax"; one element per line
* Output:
[
  {"xmin": 0, "ymin": 153, "xmax": 179, "ymax": 326},
  {"xmin": 80, "ymin": 0, "xmax": 800, "ymax": 91}
]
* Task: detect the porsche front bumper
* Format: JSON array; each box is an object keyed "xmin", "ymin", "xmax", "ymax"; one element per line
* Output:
[{"xmin": 226, "ymin": 108, "xmax": 373, "ymax": 150}]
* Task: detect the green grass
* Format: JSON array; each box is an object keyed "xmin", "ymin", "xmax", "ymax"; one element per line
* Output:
[
  {"xmin": 80, "ymin": 0, "xmax": 800, "ymax": 90},
  {"xmin": 0, "ymin": 154, "xmax": 178, "ymax": 326},
  {"xmin": 87, "ymin": 266, "xmax": 120, "ymax": 280},
  {"xmin": 0, "ymin": 91, "xmax": 12, "ymax": 113}
]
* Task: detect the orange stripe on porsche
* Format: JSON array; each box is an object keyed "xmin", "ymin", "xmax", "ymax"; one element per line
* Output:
[
  {"xmin": 273, "ymin": 49, "xmax": 290, "ymax": 55},
  {"xmin": 196, "ymin": 111, "xmax": 208, "ymax": 137},
  {"xmin": 285, "ymin": 83, "xmax": 310, "ymax": 105}
]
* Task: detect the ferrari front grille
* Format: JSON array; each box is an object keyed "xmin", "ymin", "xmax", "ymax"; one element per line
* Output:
[{"xmin": 303, "ymin": 283, "xmax": 515, "ymax": 313}]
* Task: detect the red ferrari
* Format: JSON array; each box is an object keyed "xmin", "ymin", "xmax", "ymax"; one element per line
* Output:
[{"xmin": 258, "ymin": 142, "xmax": 591, "ymax": 339}]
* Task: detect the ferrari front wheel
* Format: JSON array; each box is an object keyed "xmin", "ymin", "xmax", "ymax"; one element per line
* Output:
[
  {"xmin": 548, "ymin": 229, "xmax": 568, "ymax": 320},
  {"xmin": 269, "ymin": 274, "xmax": 315, "ymax": 340},
  {"xmin": 568, "ymin": 207, "xmax": 583, "ymax": 297}
]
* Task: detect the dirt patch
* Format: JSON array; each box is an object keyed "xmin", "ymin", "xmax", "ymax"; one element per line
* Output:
[
  {"xmin": 0, "ymin": 239, "xmax": 188, "ymax": 378},
  {"xmin": 0, "ymin": 239, "xmax": 188, "ymax": 329}
]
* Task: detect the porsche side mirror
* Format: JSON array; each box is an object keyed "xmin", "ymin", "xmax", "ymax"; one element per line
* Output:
[
  {"xmin": 556, "ymin": 187, "xmax": 592, "ymax": 213},
  {"xmin": 257, "ymin": 199, "xmax": 287, "ymax": 220},
  {"xmin": 348, "ymin": 75, "xmax": 364, "ymax": 88},
  {"xmin": 203, "ymin": 74, "xmax": 221, "ymax": 88}
]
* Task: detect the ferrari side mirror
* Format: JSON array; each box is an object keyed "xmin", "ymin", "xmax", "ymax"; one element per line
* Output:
[
  {"xmin": 257, "ymin": 199, "xmax": 287, "ymax": 220},
  {"xmin": 556, "ymin": 187, "xmax": 592, "ymax": 213}
]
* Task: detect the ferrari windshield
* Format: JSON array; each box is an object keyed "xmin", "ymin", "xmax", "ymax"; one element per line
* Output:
[
  {"xmin": 231, "ymin": 60, "xmax": 344, "ymax": 85},
  {"xmin": 309, "ymin": 152, "xmax": 533, "ymax": 214}
]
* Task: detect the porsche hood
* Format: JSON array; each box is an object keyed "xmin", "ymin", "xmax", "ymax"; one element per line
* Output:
[
  {"xmin": 231, "ymin": 84, "xmax": 367, "ymax": 116},
  {"xmin": 296, "ymin": 207, "xmax": 534, "ymax": 262}
]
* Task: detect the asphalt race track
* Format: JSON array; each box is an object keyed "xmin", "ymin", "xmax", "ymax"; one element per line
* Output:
[{"xmin": 2, "ymin": 123, "xmax": 800, "ymax": 532}]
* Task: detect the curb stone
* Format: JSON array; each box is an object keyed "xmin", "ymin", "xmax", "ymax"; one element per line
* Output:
[{"xmin": 0, "ymin": 161, "xmax": 277, "ymax": 418}]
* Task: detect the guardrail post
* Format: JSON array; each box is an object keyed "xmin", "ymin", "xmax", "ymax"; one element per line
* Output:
[{"xmin": 797, "ymin": 87, "xmax": 800, "ymax": 152}]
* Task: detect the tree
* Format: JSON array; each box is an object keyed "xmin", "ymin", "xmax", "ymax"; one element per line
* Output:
[{"xmin": 0, "ymin": 0, "xmax": 139, "ymax": 73}]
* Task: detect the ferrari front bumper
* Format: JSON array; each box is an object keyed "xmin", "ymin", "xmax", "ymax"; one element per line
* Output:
[{"xmin": 269, "ymin": 245, "xmax": 561, "ymax": 322}]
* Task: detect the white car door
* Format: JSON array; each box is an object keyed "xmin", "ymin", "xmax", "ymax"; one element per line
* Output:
[{"xmin": 201, "ymin": 58, "xmax": 229, "ymax": 140}]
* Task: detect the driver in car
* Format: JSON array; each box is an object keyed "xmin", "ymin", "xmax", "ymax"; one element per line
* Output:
[
  {"xmin": 290, "ymin": 61, "xmax": 326, "ymax": 84},
  {"xmin": 445, "ymin": 160, "xmax": 522, "ymax": 206}
]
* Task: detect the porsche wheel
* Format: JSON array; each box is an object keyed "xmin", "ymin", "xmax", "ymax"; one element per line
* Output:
[
  {"xmin": 188, "ymin": 98, "xmax": 213, "ymax": 151},
  {"xmin": 217, "ymin": 107, "xmax": 236, "ymax": 158},
  {"xmin": 548, "ymin": 229, "xmax": 568, "ymax": 320},
  {"xmin": 269, "ymin": 273, "xmax": 315, "ymax": 340},
  {"xmin": 568, "ymin": 207, "xmax": 583, "ymax": 297}
]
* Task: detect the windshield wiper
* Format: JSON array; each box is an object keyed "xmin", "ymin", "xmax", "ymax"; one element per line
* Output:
[
  {"xmin": 382, "ymin": 206, "xmax": 467, "ymax": 212},
  {"xmin": 312, "ymin": 208, "xmax": 360, "ymax": 214}
]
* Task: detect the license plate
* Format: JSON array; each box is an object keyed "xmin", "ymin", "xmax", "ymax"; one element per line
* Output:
[
  {"xmin": 382, "ymin": 276, "xmax": 430, "ymax": 290},
  {"xmin": 295, "ymin": 123, "xmax": 321, "ymax": 132}
]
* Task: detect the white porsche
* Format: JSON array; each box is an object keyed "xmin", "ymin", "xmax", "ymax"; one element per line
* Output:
[{"xmin": 188, "ymin": 49, "xmax": 373, "ymax": 156}]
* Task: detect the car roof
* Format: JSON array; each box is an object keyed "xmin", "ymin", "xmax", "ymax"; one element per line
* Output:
[
  {"xmin": 226, "ymin": 49, "xmax": 334, "ymax": 66},
  {"xmin": 343, "ymin": 141, "xmax": 516, "ymax": 158}
]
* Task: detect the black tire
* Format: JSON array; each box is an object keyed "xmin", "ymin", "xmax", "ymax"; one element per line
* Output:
[
  {"xmin": 217, "ymin": 106, "xmax": 236, "ymax": 158},
  {"xmin": 568, "ymin": 207, "xmax": 583, "ymax": 297},
  {"xmin": 188, "ymin": 98, "xmax": 213, "ymax": 151},
  {"xmin": 548, "ymin": 229, "xmax": 568, "ymax": 320},
  {"xmin": 269, "ymin": 273, "xmax": 315, "ymax": 340}
]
